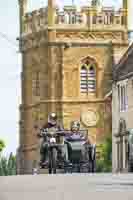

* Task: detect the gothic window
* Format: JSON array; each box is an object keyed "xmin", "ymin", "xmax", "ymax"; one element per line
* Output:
[{"xmin": 80, "ymin": 59, "xmax": 96, "ymax": 94}]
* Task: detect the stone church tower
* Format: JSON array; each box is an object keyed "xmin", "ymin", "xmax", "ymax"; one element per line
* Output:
[{"xmin": 18, "ymin": 0, "xmax": 129, "ymax": 174}]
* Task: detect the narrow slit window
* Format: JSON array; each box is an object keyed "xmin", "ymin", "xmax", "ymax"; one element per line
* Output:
[{"xmin": 32, "ymin": 71, "xmax": 40, "ymax": 97}]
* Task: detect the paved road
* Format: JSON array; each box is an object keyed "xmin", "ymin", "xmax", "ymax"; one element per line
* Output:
[{"xmin": 0, "ymin": 174, "xmax": 133, "ymax": 200}]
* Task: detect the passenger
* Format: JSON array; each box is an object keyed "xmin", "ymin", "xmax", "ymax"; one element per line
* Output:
[
  {"xmin": 65, "ymin": 121, "xmax": 89, "ymax": 162},
  {"xmin": 67, "ymin": 121, "xmax": 87, "ymax": 141}
]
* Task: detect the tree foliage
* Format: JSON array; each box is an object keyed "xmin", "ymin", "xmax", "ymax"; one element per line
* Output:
[{"xmin": 0, "ymin": 139, "xmax": 5, "ymax": 152}]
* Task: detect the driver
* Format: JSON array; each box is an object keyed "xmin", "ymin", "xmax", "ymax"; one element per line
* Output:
[{"xmin": 39, "ymin": 112, "xmax": 64, "ymax": 167}]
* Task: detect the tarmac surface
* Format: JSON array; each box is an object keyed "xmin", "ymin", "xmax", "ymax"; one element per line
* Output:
[{"xmin": 0, "ymin": 174, "xmax": 133, "ymax": 200}]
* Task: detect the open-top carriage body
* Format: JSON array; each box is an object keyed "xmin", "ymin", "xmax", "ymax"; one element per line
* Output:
[{"xmin": 65, "ymin": 131, "xmax": 96, "ymax": 173}]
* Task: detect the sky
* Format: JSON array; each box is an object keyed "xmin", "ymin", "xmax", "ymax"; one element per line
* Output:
[{"xmin": 0, "ymin": 0, "xmax": 121, "ymax": 156}]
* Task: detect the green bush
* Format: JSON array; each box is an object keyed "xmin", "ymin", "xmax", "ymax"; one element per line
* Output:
[
  {"xmin": 0, "ymin": 153, "xmax": 16, "ymax": 176},
  {"xmin": 96, "ymin": 136, "xmax": 112, "ymax": 172}
]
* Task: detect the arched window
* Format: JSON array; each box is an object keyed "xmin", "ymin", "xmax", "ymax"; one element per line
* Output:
[
  {"xmin": 80, "ymin": 66, "xmax": 87, "ymax": 93},
  {"xmin": 88, "ymin": 66, "xmax": 96, "ymax": 92},
  {"xmin": 80, "ymin": 58, "xmax": 96, "ymax": 94}
]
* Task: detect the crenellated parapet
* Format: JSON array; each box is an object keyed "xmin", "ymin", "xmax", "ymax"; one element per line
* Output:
[
  {"xmin": 57, "ymin": 6, "xmax": 126, "ymax": 28},
  {"xmin": 21, "ymin": 6, "xmax": 127, "ymax": 36}
]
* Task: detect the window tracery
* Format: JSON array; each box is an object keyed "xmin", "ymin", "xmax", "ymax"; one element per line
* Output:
[{"xmin": 80, "ymin": 58, "xmax": 96, "ymax": 94}]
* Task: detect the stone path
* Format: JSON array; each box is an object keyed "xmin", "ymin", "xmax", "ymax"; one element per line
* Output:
[{"xmin": 0, "ymin": 174, "xmax": 133, "ymax": 200}]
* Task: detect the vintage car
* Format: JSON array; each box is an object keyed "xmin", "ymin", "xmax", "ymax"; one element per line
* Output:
[{"xmin": 37, "ymin": 129, "xmax": 96, "ymax": 174}]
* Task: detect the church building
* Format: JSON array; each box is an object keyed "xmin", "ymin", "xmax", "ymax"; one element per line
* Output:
[{"xmin": 18, "ymin": 0, "xmax": 129, "ymax": 174}]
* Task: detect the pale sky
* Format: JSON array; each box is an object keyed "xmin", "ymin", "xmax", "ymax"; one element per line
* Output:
[{"xmin": 0, "ymin": 0, "xmax": 121, "ymax": 156}]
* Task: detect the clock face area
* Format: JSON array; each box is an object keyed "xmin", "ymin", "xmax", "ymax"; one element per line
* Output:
[{"xmin": 81, "ymin": 110, "xmax": 99, "ymax": 127}]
